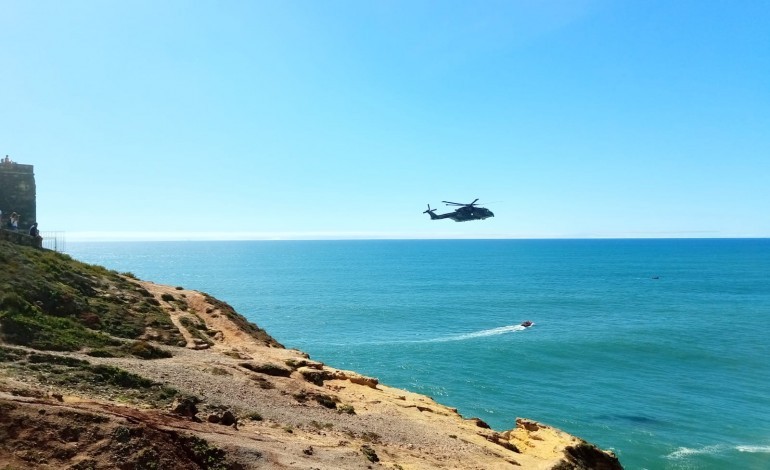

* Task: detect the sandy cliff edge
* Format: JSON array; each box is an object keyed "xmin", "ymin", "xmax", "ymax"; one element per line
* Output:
[{"xmin": 0, "ymin": 276, "xmax": 622, "ymax": 469}]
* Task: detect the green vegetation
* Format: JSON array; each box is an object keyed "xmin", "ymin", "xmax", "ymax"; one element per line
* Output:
[
  {"xmin": 309, "ymin": 420, "xmax": 333, "ymax": 430},
  {"xmin": 179, "ymin": 314, "xmax": 214, "ymax": 346},
  {"xmin": 160, "ymin": 292, "xmax": 190, "ymax": 312},
  {"xmin": 239, "ymin": 361, "xmax": 291, "ymax": 377},
  {"xmin": 361, "ymin": 445, "xmax": 379, "ymax": 463},
  {"xmin": 86, "ymin": 341, "xmax": 173, "ymax": 360},
  {"xmin": 292, "ymin": 390, "xmax": 345, "ymax": 411},
  {"xmin": 314, "ymin": 393, "xmax": 338, "ymax": 409},
  {"xmin": 0, "ymin": 292, "xmax": 118, "ymax": 351},
  {"xmin": 0, "ymin": 345, "xmax": 178, "ymax": 406},
  {"xmin": 105, "ymin": 426, "xmax": 238, "ymax": 469},
  {"xmin": 202, "ymin": 293, "xmax": 283, "ymax": 347},
  {"xmin": 182, "ymin": 435, "xmax": 232, "ymax": 470},
  {"xmin": 0, "ymin": 241, "xmax": 183, "ymax": 351},
  {"xmin": 112, "ymin": 426, "xmax": 132, "ymax": 443},
  {"xmin": 125, "ymin": 340, "xmax": 173, "ymax": 359}
]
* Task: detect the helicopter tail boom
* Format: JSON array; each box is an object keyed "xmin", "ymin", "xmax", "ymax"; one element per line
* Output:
[{"xmin": 423, "ymin": 204, "xmax": 439, "ymax": 219}]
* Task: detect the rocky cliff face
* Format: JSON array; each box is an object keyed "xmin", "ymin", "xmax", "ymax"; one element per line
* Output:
[{"xmin": 0, "ymin": 240, "xmax": 623, "ymax": 469}]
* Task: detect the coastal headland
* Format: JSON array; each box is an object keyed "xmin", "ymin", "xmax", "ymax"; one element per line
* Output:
[{"xmin": 0, "ymin": 240, "xmax": 622, "ymax": 469}]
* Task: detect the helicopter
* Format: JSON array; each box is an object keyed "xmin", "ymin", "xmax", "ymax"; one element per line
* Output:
[{"xmin": 423, "ymin": 199, "xmax": 494, "ymax": 222}]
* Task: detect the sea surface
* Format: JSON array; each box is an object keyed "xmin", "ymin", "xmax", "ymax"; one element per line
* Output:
[{"xmin": 66, "ymin": 239, "xmax": 770, "ymax": 469}]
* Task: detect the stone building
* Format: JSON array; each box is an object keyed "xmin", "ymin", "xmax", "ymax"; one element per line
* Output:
[{"xmin": 0, "ymin": 155, "xmax": 37, "ymax": 230}]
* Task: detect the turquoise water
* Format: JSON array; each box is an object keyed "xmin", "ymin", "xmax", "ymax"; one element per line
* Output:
[{"xmin": 66, "ymin": 239, "xmax": 770, "ymax": 469}]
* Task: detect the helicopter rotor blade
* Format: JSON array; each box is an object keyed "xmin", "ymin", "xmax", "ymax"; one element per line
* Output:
[{"xmin": 443, "ymin": 199, "xmax": 480, "ymax": 207}]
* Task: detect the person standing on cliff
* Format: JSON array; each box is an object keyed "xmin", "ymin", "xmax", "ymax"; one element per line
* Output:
[
  {"xmin": 29, "ymin": 222, "xmax": 39, "ymax": 238},
  {"xmin": 10, "ymin": 212, "xmax": 19, "ymax": 231}
]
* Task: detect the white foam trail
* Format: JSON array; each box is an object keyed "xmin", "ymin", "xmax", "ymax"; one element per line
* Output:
[
  {"xmin": 323, "ymin": 324, "xmax": 532, "ymax": 346},
  {"xmin": 737, "ymin": 445, "xmax": 770, "ymax": 453},
  {"xmin": 425, "ymin": 325, "xmax": 527, "ymax": 343},
  {"xmin": 667, "ymin": 443, "xmax": 770, "ymax": 459},
  {"xmin": 666, "ymin": 445, "xmax": 726, "ymax": 459}
]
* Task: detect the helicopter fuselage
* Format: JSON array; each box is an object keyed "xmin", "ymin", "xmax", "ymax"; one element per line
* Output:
[{"xmin": 427, "ymin": 206, "xmax": 494, "ymax": 222}]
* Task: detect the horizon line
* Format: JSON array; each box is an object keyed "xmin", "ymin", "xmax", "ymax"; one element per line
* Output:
[{"xmin": 56, "ymin": 230, "xmax": 767, "ymax": 242}]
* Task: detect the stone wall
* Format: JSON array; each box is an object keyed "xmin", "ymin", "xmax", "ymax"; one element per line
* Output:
[
  {"xmin": 0, "ymin": 228, "xmax": 43, "ymax": 249},
  {"xmin": 0, "ymin": 160, "xmax": 37, "ymax": 230}
]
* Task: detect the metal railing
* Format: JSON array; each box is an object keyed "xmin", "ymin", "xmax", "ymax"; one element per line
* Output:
[
  {"xmin": 40, "ymin": 231, "xmax": 66, "ymax": 252},
  {"xmin": 1, "ymin": 228, "xmax": 66, "ymax": 252}
]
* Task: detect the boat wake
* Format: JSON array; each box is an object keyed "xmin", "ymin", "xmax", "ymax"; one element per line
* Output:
[
  {"xmin": 666, "ymin": 444, "xmax": 725, "ymax": 459},
  {"xmin": 737, "ymin": 445, "xmax": 770, "ymax": 453},
  {"xmin": 666, "ymin": 443, "xmax": 770, "ymax": 460},
  {"xmin": 323, "ymin": 324, "xmax": 533, "ymax": 347},
  {"xmin": 424, "ymin": 324, "xmax": 528, "ymax": 343}
]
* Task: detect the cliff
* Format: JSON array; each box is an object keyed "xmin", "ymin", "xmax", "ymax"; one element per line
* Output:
[{"xmin": 0, "ymin": 240, "xmax": 623, "ymax": 469}]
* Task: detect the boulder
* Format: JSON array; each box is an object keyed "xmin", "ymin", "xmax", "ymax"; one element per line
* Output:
[
  {"xmin": 297, "ymin": 366, "xmax": 335, "ymax": 386},
  {"xmin": 170, "ymin": 397, "xmax": 199, "ymax": 419},
  {"xmin": 220, "ymin": 410, "xmax": 237, "ymax": 426},
  {"xmin": 239, "ymin": 362, "xmax": 292, "ymax": 377}
]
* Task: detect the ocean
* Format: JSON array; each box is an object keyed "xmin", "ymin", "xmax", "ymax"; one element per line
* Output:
[{"xmin": 66, "ymin": 239, "xmax": 770, "ymax": 469}]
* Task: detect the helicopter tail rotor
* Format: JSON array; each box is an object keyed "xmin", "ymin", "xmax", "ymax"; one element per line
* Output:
[{"xmin": 423, "ymin": 204, "xmax": 440, "ymax": 219}]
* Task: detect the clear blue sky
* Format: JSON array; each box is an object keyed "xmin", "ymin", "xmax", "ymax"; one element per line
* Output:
[{"xmin": 2, "ymin": 1, "xmax": 768, "ymax": 240}]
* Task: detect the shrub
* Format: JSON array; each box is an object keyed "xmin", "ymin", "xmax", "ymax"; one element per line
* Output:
[
  {"xmin": 0, "ymin": 308, "xmax": 116, "ymax": 351},
  {"xmin": 86, "ymin": 349, "xmax": 118, "ymax": 358},
  {"xmin": 92, "ymin": 365, "xmax": 155, "ymax": 388},
  {"xmin": 79, "ymin": 312, "xmax": 102, "ymax": 328},
  {"xmin": 126, "ymin": 341, "xmax": 172, "ymax": 360},
  {"xmin": 239, "ymin": 362, "xmax": 291, "ymax": 377},
  {"xmin": 314, "ymin": 394, "xmax": 337, "ymax": 409},
  {"xmin": 181, "ymin": 436, "xmax": 230, "ymax": 469},
  {"xmin": 361, "ymin": 445, "xmax": 379, "ymax": 463}
]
